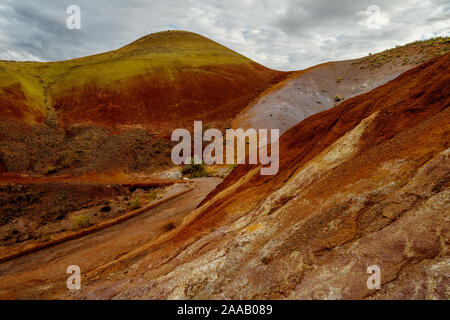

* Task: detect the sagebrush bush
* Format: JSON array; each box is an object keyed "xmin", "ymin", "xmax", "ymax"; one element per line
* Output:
[
  {"xmin": 128, "ymin": 197, "xmax": 140, "ymax": 210},
  {"xmin": 146, "ymin": 189, "xmax": 162, "ymax": 201},
  {"xmin": 35, "ymin": 230, "xmax": 51, "ymax": 242},
  {"xmin": 43, "ymin": 166, "xmax": 57, "ymax": 176},
  {"xmin": 71, "ymin": 215, "xmax": 91, "ymax": 229},
  {"xmin": 181, "ymin": 158, "xmax": 210, "ymax": 178}
]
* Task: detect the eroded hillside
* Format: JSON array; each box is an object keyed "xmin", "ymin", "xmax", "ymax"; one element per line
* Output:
[
  {"xmin": 233, "ymin": 37, "xmax": 450, "ymax": 135},
  {"xmin": 0, "ymin": 34, "xmax": 449, "ymax": 301},
  {"xmin": 64, "ymin": 53, "xmax": 450, "ymax": 300},
  {"xmin": 0, "ymin": 31, "xmax": 288, "ymax": 176}
]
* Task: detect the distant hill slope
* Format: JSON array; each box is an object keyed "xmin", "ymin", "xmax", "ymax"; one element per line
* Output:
[
  {"xmin": 0, "ymin": 30, "xmax": 287, "ymax": 132},
  {"xmin": 233, "ymin": 37, "xmax": 450, "ymax": 135},
  {"xmin": 80, "ymin": 53, "xmax": 450, "ymax": 299},
  {"xmin": 0, "ymin": 31, "xmax": 288, "ymax": 175}
]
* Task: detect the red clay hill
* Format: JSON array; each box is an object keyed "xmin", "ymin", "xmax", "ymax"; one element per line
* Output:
[
  {"xmin": 0, "ymin": 32, "xmax": 448, "ymax": 300},
  {"xmin": 0, "ymin": 30, "xmax": 287, "ymax": 133},
  {"xmin": 0, "ymin": 31, "xmax": 288, "ymax": 176},
  {"xmin": 67, "ymin": 52, "xmax": 450, "ymax": 300}
]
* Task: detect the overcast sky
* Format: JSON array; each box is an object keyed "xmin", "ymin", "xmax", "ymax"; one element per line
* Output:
[{"xmin": 0, "ymin": 0, "xmax": 448, "ymax": 70}]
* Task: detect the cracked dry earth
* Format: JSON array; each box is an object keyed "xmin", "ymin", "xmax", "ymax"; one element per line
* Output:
[{"xmin": 47, "ymin": 53, "xmax": 448, "ymax": 300}]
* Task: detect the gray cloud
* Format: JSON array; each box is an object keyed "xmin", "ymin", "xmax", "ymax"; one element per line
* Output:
[{"xmin": 0, "ymin": 0, "xmax": 448, "ymax": 70}]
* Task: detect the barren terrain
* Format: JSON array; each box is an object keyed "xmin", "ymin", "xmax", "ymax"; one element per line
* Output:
[
  {"xmin": 0, "ymin": 177, "xmax": 222, "ymax": 299},
  {"xmin": 0, "ymin": 33, "xmax": 448, "ymax": 300}
]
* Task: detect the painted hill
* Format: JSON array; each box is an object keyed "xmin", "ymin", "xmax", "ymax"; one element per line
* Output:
[
  {"xmin": 0, "ymin": 31, "xmax": 288, "ymax": 175},
  {"xmin": 233, "ymin": 37, "xmax": 450, "ymax": 135},
  {"xmin": 72, "ymin": 53, "xmax": 450, "ymax": 299},
  {"xmin": 0, "ymin": 30, "xmax": 287, "ymax": 131}
]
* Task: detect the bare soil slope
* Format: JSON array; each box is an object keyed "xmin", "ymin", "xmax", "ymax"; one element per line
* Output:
[
  {"xmin": 0, "ymin": 178, "xmax": 223, "ymax": 299},
  {"xmin": 65, "ymin": 53, "xmax": 450, "ymax": 300},
  {"xmin": 233, "ymin": 37, "xmax": 450, "ymax": 135},
  {"xmin": 0, "ymin": 31, "xmax": 288, "ymax": 176}
]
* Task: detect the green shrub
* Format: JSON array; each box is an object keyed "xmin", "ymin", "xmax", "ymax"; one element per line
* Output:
[
  {"xmin": 334, "ymin": 95, "xmax": 343, "ymax": 103},
  {"xmin": 189, "ymin": 169, "xmax": 210, "ymax": 178},
  {"xmin": 71, "ymin": 215, "xmax": 91, "ymax": 229},
  {"xmin": 128, "ymin": 197, "xmax": 141, "ymax": 210},
  {"xmin": 43, "ymin": 166, "xmax": 57, "ymax": 176},
  {"xmin": 35, "ymin": 230, "xmax": 51, "ymax": 242},
  {"xmin": 146, "ymin": 189, "xmax": 163, "ymax": 201},
  {"xmin": 181, "ymin": 158, "xmax": 210, "ymax": 178}
]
